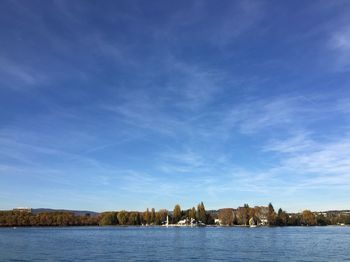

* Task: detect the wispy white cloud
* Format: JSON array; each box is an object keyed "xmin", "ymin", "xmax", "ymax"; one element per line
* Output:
[
  {"xmin": 263, "ymin": 132, "xmax": 316, "ymax": 153},
  {"xmin": 0, "ymin": 129, "xmax": 104, "ymax": 169},
  {"xmin": 100, "ymin": 92, "xmax": 185, "ymax": 137},
  {"xmin": 166, "ymin": 58, "xmax": 228, "ymax": 109},
  {"xmin": 157, "ymin": 149, "xmax": 209, "ymax": 174},
  {"xmin": 328, "ymin": 26, "xmax": 350, "ymax": 71},
  {"xmin": 263, "ymin": 132, "xmax": 350, "ymax": 191},
  {"xmin": 223, "ymin": 96, "xmax": 315, "ymax": 134},
  {"xmin": 281, "ymin": 137, "xmax": 350, "ymax": 176},
  {"xmin": 0, "ymin": 58, "xmax": 47, "ymax": 89}
]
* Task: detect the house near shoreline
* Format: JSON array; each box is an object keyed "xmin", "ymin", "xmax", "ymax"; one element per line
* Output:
[
  {"xmin": 215, "ymin": 218, "xmax": 222, "ymax": 225},
  {"xmin": 177, "ymin": 218, "xmax": 188, "ymax": 226},
  {"xmin": 177, "ymin": 217, "xmax": 205, "ymax": 226},
  {"xmin": 255, "ymin": 206, "xmax": 269, "ymax": 225},
  {"xmin": 162, "ymin": 216, "xmax": 205, "ymax": 227},
  {"xmin": 13, "ymin": 207, "xmax": 32, "ymax": 213}
]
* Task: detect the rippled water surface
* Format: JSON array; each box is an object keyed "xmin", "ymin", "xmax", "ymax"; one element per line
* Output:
[{"xmin": 0, "ymin": 226, "xmax": 349, "ymax": 261}]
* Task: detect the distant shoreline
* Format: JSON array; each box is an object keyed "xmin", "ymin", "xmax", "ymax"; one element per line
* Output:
[
  {"xmin": 2, "ymin": 203, "xmax": 349, "ymax": 227},
  {"xmin": 2, "ymin": 225, "xmax": 350, "ymax": 229}
]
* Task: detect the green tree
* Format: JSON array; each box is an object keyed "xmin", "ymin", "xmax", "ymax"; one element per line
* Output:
[
  {"xmin": 316, "ymin": 214, "xmax": 330, "ymax": 226},
  {"xmin": 276, "ymin": 208, "xmax": 288, "ymax": 226},
  {"xmin": 267, "ymin": 203, "xmax": 276, "ymax": 226},
  {"xmin": 287, "ymin": 214, "xmax": 300, "ymax": 226},
  {"xmin": 344, "ymin": 215, "xmax": 350, "ymax": 225},
  {"xmin": 206, "ymin": 213, "xmax": 215, "ymax": 225},
  {"xmin": 196, "ymin": 202, "xmax": 206, "ymax": 223}
]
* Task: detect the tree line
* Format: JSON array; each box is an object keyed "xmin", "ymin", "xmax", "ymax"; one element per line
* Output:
[
  {"xmin": 0, "ymin": 211, "xmax": 99, "ymax": 227},
  {"xmin": 218, "ymin": 203, "xmax": 350, "ymax": 226},
  {"xmin": 1, "ymin": 202, "xmax": 349, "ymax": 227},
  {"xmin": 100, "ymin": 202, "xmax": 212, "ymax": 226}
]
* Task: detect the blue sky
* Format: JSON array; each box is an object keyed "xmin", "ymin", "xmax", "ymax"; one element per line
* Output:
[{"xmin": 1, "ymin": 0, "xmax": 350, "ymax": 212}]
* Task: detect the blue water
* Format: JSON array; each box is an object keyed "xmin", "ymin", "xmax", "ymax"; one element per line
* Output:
[{"xmin": 0, "ymin": 226, "xmax": 349, "ymax": 261}]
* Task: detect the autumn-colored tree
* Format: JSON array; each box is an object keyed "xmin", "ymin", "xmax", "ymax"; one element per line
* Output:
[
  {"xmin": 0, "ymin": 211, "xmax": 97, "ymax": 227},
  {"xmin": 173, "ymin": 204, "xmax": 182, "ymax": 223},
  {"xmin": 128, "ymin": 212, "xmax": 140, "ymax": 225},
  {"xmin": 188, "ymin": 207, "xmax": 196, "ymax": 219},
  {"xmin": 301, "ymin": 210, "xmax": 316, "ymax": 226},
  {"xmin": 236, "ymin": 205, "xmax": 250, "ymax": 225},
  {"xmin": 235, "ymin": 207, "xmax": 244, "ymax": 225},
  {"xmin": 2, "ymin": 206, "xmax": 348, "ymax": 228},
  {"xmin": 117, "ymin": 210, "xmax": 128, "ymax": 225},
  {"xmin": 150, "ymin": 208, "xmax": 156, "ymax": 225},
  {"xmin": 143, "ymin": 208, "xmax": 150, "ymax": 225},
  {"xmin": 243, "ymin": 204, "xmax": 250, "ymax": 225},
  {"xmin": 249, "ymin": 207, "xmax": 256, "ymax": 222},
  {"xmin": 253, "ymin": 206, "xmax": 266, "ymax": 225},
  {"xmin": 99, "ymin": 212, "xmax": 117, "ymax": 226},
  {"xmin": 155, "ymin": 212, "xmax": 162, "ymax": 225},
  {"xmin": 218, "ymin": 208, "xmax": 234, "ymax": 225},
  {"xmin": 156, "ymin": 209, "xmax": 168, "ymax": 225}
]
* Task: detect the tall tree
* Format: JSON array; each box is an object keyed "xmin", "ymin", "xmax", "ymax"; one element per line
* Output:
[
  {"xmin": 196, "ymin": 202, "xmax": 206, "ymax": 223},
  {"xmin": 155, "ymin": 212, "xmax": 162, "ymax": 225},
  {"xmin": 151, "ymin": 208, "xmax": 156, "ymax": 224},
  {"xmin": 189, "ymin": 207, "xmax": 196, "ymax": 219},
  {"xmin": 143, "ymin": 208, "xmax": 150, "ymax": 225},
  {"xmin": 267, "ymin": 203, "xmax": 276, "ymax": 226},
  {"xmin": 158, "ymin": 209, "xmax": 168, "ymax": 223},
  {"xmin": 243, "ymin": 204, "xmax": 250, "ymax": 226},
  {"xmin": 173, "ymin": 204, "xmax": 182, "ymax": 223}
]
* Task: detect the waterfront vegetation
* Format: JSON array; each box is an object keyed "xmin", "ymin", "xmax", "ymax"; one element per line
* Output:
[{"xmin": 1, "ymin": 202, "xmax": 349, "ymax": 227}]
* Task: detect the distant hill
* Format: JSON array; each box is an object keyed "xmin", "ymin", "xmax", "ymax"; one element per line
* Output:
[{"xmin": 31, "ymin": 208, "xmax": 99, "ymax": 216}]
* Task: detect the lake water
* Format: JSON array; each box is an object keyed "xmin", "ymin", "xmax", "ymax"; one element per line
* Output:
[{"xmin": 0, "ymin": 226, "xmax": 349, "ymax": 261}]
